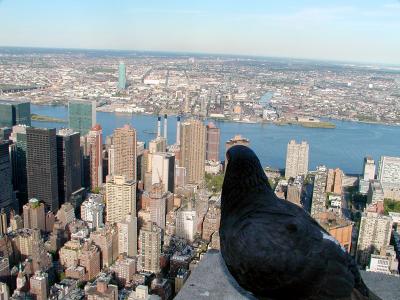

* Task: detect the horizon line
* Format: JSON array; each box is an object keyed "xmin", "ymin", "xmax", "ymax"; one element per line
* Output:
[{"xmin": 1, "ymin": 45, "xmax": 399, "ymax": 68}]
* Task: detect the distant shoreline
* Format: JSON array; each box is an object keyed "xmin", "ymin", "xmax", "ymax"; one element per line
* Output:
[{"xmin": 30, "ymin": 103, "xmax": 400, "ymax": 128}]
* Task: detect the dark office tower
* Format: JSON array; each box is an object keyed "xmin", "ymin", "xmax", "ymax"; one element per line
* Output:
[
  {"xmin": 11, "ymin": 126, "xmax": 28, "ymax": 205},
  {"xmin": 68, "ymin": 100, "xmax": 96, "ymax": 136},
  {"xmin": 0, "ymin": 128, "xmax": 12, "ymax": 141},
  {"xmin": 56, "ymin": 129, "xmax": 83, "ymax": 206},
  {"xmin": 206, "ymin": 122, "xmax": 220, "ymax": 162},
  {"xmin": 0, "ymin": 141, "xmax": 14, "ymax": 215},
  {"xmin": 26, "ymin": 128, "xmax": 59, "ymax": 212},
  {"xmin": 0, "ymin": 100, "xmax": 31, "ymax": 127}
]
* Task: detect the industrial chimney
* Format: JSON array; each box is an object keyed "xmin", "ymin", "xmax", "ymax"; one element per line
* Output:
[
  {"xmin": 164, "ymin": 114, "xmax": 168, "ymax": 141},
  {"xmin": 157, "ymin": 116, "xmax": 161, "ymax": 137},
  {"xmin": 176, "ymin": 115, "xmax": 181, "ymax": 145}
]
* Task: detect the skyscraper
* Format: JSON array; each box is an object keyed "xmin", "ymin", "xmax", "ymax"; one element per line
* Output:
[
  {"xmin": 310, "ymin": 166, "xmax": 328, "ymax": 218},
  {"xmin": 139, "ymin": 221, "xmax": 162, "ymax": 274},
  {"xmin": 105, "ymin": 175, "xmax": 136, "ymax": 224},
  {"xmin": 0, "ymin": 141, "xmax": 14, "ymax": 214},
  {"xmin": 363, "ymin": 157, "xmax": 376, "ymax": 181},
  {"xmin": 30, "ymin": 271, "xmax": 48, "ymax": 300},
  {"xmin": 10, "ymin": 125, "xmax": 28, "ymax": 204},
  {"xmin": 87, "ymin": 125, "xmax": 103, "ymax": 191},
  {"xmin": 285, "ymin": 140, "xmax": 309, "ymax": 179},
  {"xmin": 26, "ymin": 127, "xmax": 59, "ymax": 212},
  {"xmin": 357, "ymin": 211, "xmax": 393, "ymax": 266},
  {"xmin": 378, "ymin": 156, "xmax": 400, "ymax": 188},
  {"xmin": 180, "ymin": 119, "xmax": 206, "ymax": 185},
  {"xmin": 113, "ymin": 125, "xmax": 137, "ymax": 181},
  {"xmin": 151, "ymin": 152, "xmax": 175, "ymax": 193},
  {"xmin": 206, "ymin": 122, "xmax": 220, "ymax": 162},
  {"xmin": 117, "ymin": 213, "xmax": 137, "ymax": 257},
  {"xmin": 68, "ymin": 100, "xmax": 96, "ymax": 136},
  {"xmin": 176, "ymin": 209, "xmax": 197, "ymax": 242},
  {"xmin": 0, "ymin": 100, "xmax": 31, "ymax": 127},
  {"xmin": 359, "ymin": 157, "xmax": 376, "ymax": 194},
  {"xmin": 23, "ymin": 198, "xmax": 46, "ymax": 231},
  {"xmin": 56, "ymin": 129, "xmax": 83, "ymax": 206},
  {"xmin": 118, "ymin": 62, "xmax": 126, "ymax": 90}
]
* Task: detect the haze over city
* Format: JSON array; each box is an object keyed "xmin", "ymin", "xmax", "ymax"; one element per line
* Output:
[{"xmin": 0, "ymin": 0, "xmax": 400, "ymax": 64}]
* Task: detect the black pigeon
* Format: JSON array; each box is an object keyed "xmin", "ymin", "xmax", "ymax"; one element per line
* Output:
[{"xmin": 220, "ymin": 145, "xmax": 380, "ymax": 300}]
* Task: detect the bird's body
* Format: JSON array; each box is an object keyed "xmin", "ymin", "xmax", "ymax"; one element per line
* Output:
[{"xmin": 220, "ymin": 145, "xmax": 379, "ymax": 300}]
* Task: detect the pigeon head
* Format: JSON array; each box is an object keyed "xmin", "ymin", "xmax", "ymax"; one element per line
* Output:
[{"xmin": 222, "ymin": 145, "xmax": 271, "ymax": 208}]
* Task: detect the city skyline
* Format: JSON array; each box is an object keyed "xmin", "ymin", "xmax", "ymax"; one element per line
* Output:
[{"xmin": 0, "ymin": 0, "xmax": 399, "ymax": 65}]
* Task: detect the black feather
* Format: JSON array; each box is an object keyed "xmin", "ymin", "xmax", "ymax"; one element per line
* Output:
[{"xmin": 220, "ymin": 145, "xmax": 375, "ymax": 300}]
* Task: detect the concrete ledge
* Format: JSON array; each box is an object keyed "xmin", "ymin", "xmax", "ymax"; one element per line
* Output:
[{"xmin": 176, "ymin": 250, "xmax": 400, "ymax": 300}]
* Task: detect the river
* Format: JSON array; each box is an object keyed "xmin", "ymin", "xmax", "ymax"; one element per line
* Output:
[{"xmin": 31, "ymin": 105, "xmax": 400, "ymax": 174}]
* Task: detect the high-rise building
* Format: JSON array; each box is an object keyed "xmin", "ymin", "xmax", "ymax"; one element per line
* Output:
[
  {"xmin": 105, "ymin": 175, "xmax": 136, "ymax": 224},
  {"xmin": 29, "ymin": 271, "xmax": 48, "ymax": 300},
  {"xmin": 79, "ymin": 241, "xmax": 101, "ymax": 281},
  {"xmin": 117, "ymin": 214, "xmax": 137, "ymax": 258},
  {"xmin": 118, "ymin": 62, "xmax": 127, "ymax": 90},
  {"xmin": 86, "ymin": 280, "xmax": 118, "ymax": 300},
  {"xmin": 56, "ymin": 128, "xmax": 83, "ymax": 206},
  {"xmin": 325, "ymin": 168, "xmax": 343, "ymax": 195},
  {"xmin": 26, "ymin": 127, "xmax": 59, "ymax": 212},
  {"xmin": 176, "ymin": 209, "xmax": 197, "ymax": 242},
  {"xmin": 81, "ymin": 194, "xmax": 104, "ymax": 230},
  {"xmin": 23, "ymin": 198, "xmax": 46, "ymax": 231},
  {"xmin": 202, "ymin": 199, "xmax": 221, "ymax": 241},
  {"xmin": 144, "ymin": 183, "xmax": 173, "ymax": 230},
  {"xmin": 286, "ymin": 178, "xmax": 303, "ymax": 207},
  {"xmin": 0, "ymin": 100, "xmax": 31, "ymax": 127},
  {"xmin": 0, "ymin": 141, "xmax": 14, "ymax": 214},
  {"xmin": 0, "ymin": 210, "xmax": 7, "ymax": 236},
  {"xmin": 206, "ymin": 122, "xmax": 220, "ymax": 162},
  {"xmin": 90, "ymin": 224, "xmax": 119, "ymax": 268},
  {"xmin": 285, "ymin": 140, "xmax": 309, "ymax": 179},
  {"xmin": 151, "ymin": 152, "xmax": 175, "ymax": 193},
  {"xmin": 110, "ymin": 257, "xmax": 136, "ymax": 287},
  {"xmin": 113, "ymin": 125, "xmax": 137, "ymax": 181},
  {"xmin": 367, "ymin": 180, "xmax": 385, "ymax": 204},
  {"xmin": 87, "ymin": 125, "xmax": 103, "ymax": 191},
  {"xmin": 139, "ymin": 222, "xmax": 162, "ymax": 274},
  {"xmin": 357, "ymin": 211, "xmax": 393, "ymax": 266},
  {"xmin": 360, "ymin": 156, "xmax": 376, "ymax": 194},
  {"xmin": 378, "ymin": 156, "xmax": 400, "ymax": 188},
  {"xmin": 363, "ymin": 157, "xmax": 376, "ymax": 181},
  {"xmin": 310, "ymin": 166, "xmax": 328, "ymax": 218},
  {"xmin": 68, "ymin": 100, "xmax": 96, "ymax": 136},
  {"xmin": 179, "ymin": 119, "xmax": 206, "ymax": 185},
  {"xmin": 10, "ymin": 125, "xmax": 28, "ymax": 204}
]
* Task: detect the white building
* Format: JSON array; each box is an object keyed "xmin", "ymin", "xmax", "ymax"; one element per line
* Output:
[
  {"xmin": 367, "ymin": 246, "xmax": 398, "ymax": 275},
  {"xmin": 357, "ymin": 212, "xmax": 393, "ymax": 266},
  {"xmin": 285, "ymin": 140, "xmax": 309, "ymax": 179},
  {"xmin": 378, "ymin": 156, "xmax": 400, "ymax": 195},
  {"xmin": 176, "ymin": 210, "xmax": 197, "ymax": 242},
  {"xmin": 367, "ymin": 180, "xmax": 385, "ymax": 204},
  {"xmin": 117, "ymin": 214, "xmax": 138, "ymax": 258},
  {"xmin": 151, "ymin": 152, "xmax": 175, "ymax": 193},
  {"xmin": 205, "ymin": 160, "xmax": 221, "ymax": 175},
  {"xmin": 105, "ymin": 175, "xmax": 136, "ymax": 224},
  {"xmin": 81, "ymin": 194, "xmax": 104, "ymax": 230}
]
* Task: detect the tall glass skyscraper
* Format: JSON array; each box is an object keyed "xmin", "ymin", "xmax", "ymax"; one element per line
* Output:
[
  {"xmin": 118, "ymin": 62, "xmax": 126, "ymax": 90},
  {"xmin": 68, "ymin": 100, "xmax": 96, "ymax": 136},
  {"xmin": 0, "ymin": 100, "xmax": 31, "ymax": 127}
]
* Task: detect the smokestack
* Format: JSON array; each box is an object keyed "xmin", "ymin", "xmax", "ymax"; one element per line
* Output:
[
  {"xmin": 176, "ymin": 116, "xmax": 181, "ymax": 145},
  {"xmin": 157, "ymin": 116, "xmax": 161, "ymax": 137},
  {"xmin": 163, "ymin": 114, "xmax": 168, "ymax": 140}
]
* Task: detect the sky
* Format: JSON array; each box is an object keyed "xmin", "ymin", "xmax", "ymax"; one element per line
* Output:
[{"xmin": 0, "ymin": 0, "xmax": 399, "ymax": 64}]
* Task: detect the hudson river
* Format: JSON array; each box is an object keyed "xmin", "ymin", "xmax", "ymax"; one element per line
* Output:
[{"xmin": 32, "ymin": 105, "xmax": 400, "ymax": 175}]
